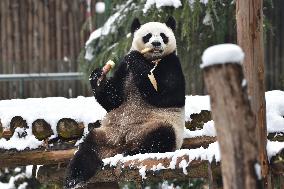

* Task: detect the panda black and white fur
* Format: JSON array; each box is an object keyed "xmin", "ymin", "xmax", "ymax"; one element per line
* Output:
[{"xmin": 65, "ymin": 16, "xmax": 185, "ymax": 188}]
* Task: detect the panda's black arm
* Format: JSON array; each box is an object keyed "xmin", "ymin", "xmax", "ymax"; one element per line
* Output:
[
  {"xmin": 124, "ymin": 50, "xmax": 158, "ymax": 94},
  {"xmin": 89, "ymin": 62, "xmax": 127, "ymax": 112},
  {"xmin": 126, "ymin": 51, "xmax": 185, "ymax": 107},
  {"xmin": 149, "ymin": 53, "xmax": 185, "ymax": 107}
]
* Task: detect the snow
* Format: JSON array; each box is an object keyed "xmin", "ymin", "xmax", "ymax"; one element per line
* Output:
[
  {"xmin": 143, "ymin": 0, "xmax": 182, "ymax": 13},
  {"xmin": 0, "ymin": 96, "xmax": 106, "ymax": 150},
  {"xmin": 267, "ymin": 140, "xmax": 284, "ymax": 160},
  {"xmin": 203, "ymin": 11, "xmax": 213, "ymax": 26},
  {"xmin": 95, "ymin": 2, "xmax": 105, "ymax": 14},
  {"xmin": 0, "ymin": 165, "xmax": 33, "ymax": 189},
  {"xmin": 265, "ymin": 90, "xmax": 284, "ymax": 133},
  {"xmin": 184, "ymin": 90, "xmax": 284, "ymax": 137},
  {"xmin": 179, "ymin": 159, "xmax": 189, "ymax": 175},
  {"xmin": 254, "ymin": 163, "xmax": 261, "ymax": 180},
  {"xmin": 139, "ymin": 165, "xmax": 147, "ymax": 179},
  {"xmin": 200, "ymin": 44, "xmax": 245, "ymax": 68},
  {"xmin": 18, "ymin": 182, "xmax": 28, "ymax": 189},
  {"xmin": 185, "ymin": 95, "xmax": 210, "ymax": 121},
  {"xmin": 0, "ymin": 128, "xmax": 42, "ymax": 151},
  {"xmin": 189, "ymin": 0, "xmax": 209, "ymax": 6},
  {"xmin": 0, "ymin": 90, "xmax": 284, "ymax": 158},
  {"xmin": 85, "ymin": 0, "xmax": 133, "ymax": 60},
  {"xmin": 184, "ymin": 120, "xmax": 216, "ymax": 138},
  {"xmin": 200, "ymin": 0, "xmax": 209, "ymax": 4},
  {"xmin": 0, "ymin": 96, "xmax": 105, "ymax": 130},
  {"xmin": 103, "ymin": 142, "xmax": 220, "ymax": 179}
]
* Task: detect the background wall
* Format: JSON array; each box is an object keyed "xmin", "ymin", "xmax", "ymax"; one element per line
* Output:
[{"xmin": 0, "ymin": 0, "xmax": 97, "ymax": 99}]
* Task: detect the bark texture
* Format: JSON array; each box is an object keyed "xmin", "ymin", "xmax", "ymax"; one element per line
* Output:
[
  {"xmin": 236, "ymin": 0, "xmax": 269, "ymax": 183},
  {"xmin": 203, "ymin": 64, "xmax": 260, "ymax": 189}
]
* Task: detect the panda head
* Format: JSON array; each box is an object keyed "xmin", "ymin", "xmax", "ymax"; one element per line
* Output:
[{"xmin": 130, "ymin": 17, "xmax": 177, "ymax": 60}]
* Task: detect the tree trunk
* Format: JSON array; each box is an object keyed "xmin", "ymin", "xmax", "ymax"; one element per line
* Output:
[
  {"xmin": 236, "ymin": 0, "xmax": 269, "ymax": 185},
  {"xmin": 203, "ymin": 63, "xmax": 260, "ymax": 189}
]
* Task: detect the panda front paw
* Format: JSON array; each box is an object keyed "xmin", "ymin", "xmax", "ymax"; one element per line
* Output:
[
  {"xmin": 89, "ymin": 68, "xmax": 103, "ymax": 81},
  {"xmin": 124, "ymin": 50, "xmax": 146, "ymax": 64},
  {"xmin": 89, "ymin": 68, "xmax": 103, "ymax": 90}
]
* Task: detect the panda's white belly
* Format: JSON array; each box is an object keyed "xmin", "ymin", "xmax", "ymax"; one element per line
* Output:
[{"xmin": 101, "ymin": 73, "xmax": 185, "ymax": 149}]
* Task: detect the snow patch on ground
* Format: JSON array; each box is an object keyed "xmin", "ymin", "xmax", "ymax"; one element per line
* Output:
[
  {"xmin": 201, "ymin": 44, "xmax": 245, "ymax": 68},
  {"xmin": 143, "ymin": 0, "xmax": 182, "ymax": 13}
]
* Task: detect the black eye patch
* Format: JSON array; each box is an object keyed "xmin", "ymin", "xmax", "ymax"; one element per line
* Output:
[
  {"xmin": 142, "ymin": 33, "xmax": 152, "ymax": 43},
  {"xmin": 160, "ymin": 33, "xmax": 169, "ymax": 44}
]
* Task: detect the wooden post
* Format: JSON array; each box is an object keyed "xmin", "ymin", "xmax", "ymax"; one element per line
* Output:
[
  {"xmin": 202, "ymin": 45, "xmax": 260, "ymax": 189},
  {"xmin": 236, "ymin": 0, "xmax": 269, "ymax": 185}
]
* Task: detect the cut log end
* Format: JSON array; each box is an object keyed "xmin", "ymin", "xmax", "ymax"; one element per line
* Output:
[
  {"xmin": 10, "ymin": 116, "xmax": 28, "ymax": 133},
  {"xmin": 57, "ymin": 118, "xmax": 84, "ymax": 139},
  {"xmin": 32, "ymin": 119, "xmax": 53, "ymax": 140}
]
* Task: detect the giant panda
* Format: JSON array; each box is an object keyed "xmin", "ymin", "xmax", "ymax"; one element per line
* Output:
[{"xmin": 65, "ymin": 16, "xmax": 185, "ymax": 188}]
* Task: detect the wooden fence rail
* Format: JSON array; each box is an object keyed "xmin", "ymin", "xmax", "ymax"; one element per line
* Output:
[{"xmin": 0, "ymin": 72, "xmax": 84, "ymax": 98}]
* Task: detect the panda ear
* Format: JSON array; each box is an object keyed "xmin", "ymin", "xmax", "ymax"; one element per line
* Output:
[
  {"xmin": 131, "ymin": 18, "xmax": 141, "ymax": 34},
  {"xmin": 165, "ymin": 16, "xmax": 176, "ymax": 31}
]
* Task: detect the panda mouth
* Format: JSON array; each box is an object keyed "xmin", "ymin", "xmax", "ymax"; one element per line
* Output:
[{"xmin": 152, "ymin": 48, "xmax": 163, "ymax": 53}]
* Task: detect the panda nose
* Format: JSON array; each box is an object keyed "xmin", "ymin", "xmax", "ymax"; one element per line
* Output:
[{"xmin": 151, "ymin": 41, "xmax": 161, "ymax": 47}]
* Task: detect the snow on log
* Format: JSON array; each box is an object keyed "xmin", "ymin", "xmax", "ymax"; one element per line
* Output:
[
  {"xmin": 202, "ymin": 44, "xmax": 259, "ymax": 189},
  {"xmin": 36, "ymin": 146, "xmax": 284, "ymax": 186},
  {"xmin": 200, "ymin": 44, "xmax": 244, "ymax": 68},
  {"xmin": 37, "ymin": 159, "xmax": 220, "ymax": 186}
]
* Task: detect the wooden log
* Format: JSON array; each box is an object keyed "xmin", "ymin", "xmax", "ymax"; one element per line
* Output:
[
  {"xmin": 0, "ymin": 148, "xmax": 76, "ymax": 168},
  {"xmin": 32, "ymin": 119, "xmax": 53, "ymax": 140},
  {"xmin": 185, "ymin": 110, "xmax": 211, "ymax": 130},
  {"xmin": 57, "ymin": 118, "xmax": 84, "ymax": 139},
  {"xmin": 236, "ymin": 0, "xmax": 269, "ymax": 185},
  {"xmin": 0, "ymin": 134, "xmax": 282, "ymax": 168},
  {"xmin": 37, "ymin": 158, "xmax": 221, "ymax": 185},
  {"xmin": 182, "ymin": 136, "xmax": 216, "ymax": 149},
  {"xmin": 203, "ymin": 61, "xmax": 259, "ymax": 188},
  {"xmin": 0, "ymin": 120, "xmax": 2, "ymax": 138},
  {"xmin": 19, "ymin": 148, "xmax": 284, "ymax": 187},
  {"xmin": 0, "ymin": 137, "xmax": 208, "ymax": 167},
  {"xmin": 2, "ymin": 129, "xmax": 12, "ymax": 139},
  {"xmin": 10, "ymin": 116, "xmax": 28, "ymax": 133}
]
